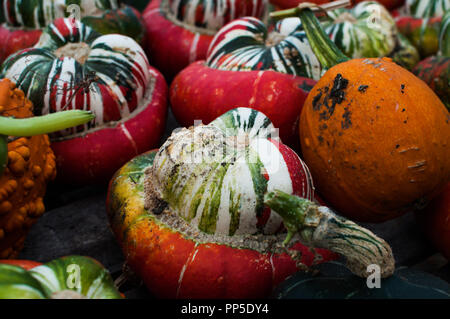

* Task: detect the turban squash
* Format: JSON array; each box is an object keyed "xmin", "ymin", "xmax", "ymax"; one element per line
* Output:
[
  {"xmin": 0, "ymin": 0, "xmax": 145, "ymax": 63},
  {"xmin": 0, "ymin": 78, "xmax": 93, "ymax": 259},
  {"xmin": 1, "ymin": 18, "xmax": 168, "ymax": 185},
  {"xmin": 0, "ymin": 256, "xmax": 122, "ymax": 299},
  {"xmin": 271, "ymin": 6, "xmax": 450, "ymax": 222},
  {"xmin": 107, "ymin": 107, "xmax": 395, "ymax": 298},
  {"xmin": 142, "ymin": 0, "xmax": 268, "ymax": 80},
  {"xmin": 170, "ymin": 1, "xmax": 412, "ymax": 148},
  {"xmin": 395, "ymin": 0, "xmax": 449, "ymax": 58}
]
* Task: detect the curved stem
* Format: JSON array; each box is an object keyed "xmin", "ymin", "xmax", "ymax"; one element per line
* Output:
[
  {"xmin": 271, "ymin": 6, "xmax": 350, "ymax": 69},
  {"xmin": 264, "ymin": 190, "xmax": 395, "ymax": 278},
  {"xmin": 0, "ymin": 110, "xmax": 94, "ymax": 136}
]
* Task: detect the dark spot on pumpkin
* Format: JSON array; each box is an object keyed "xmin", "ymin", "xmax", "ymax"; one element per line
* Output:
[
  {"xmin": 376, "ymin": 105, "xmax": 380, "ymax": 109},
  {"xmin": 312, "ymin": 91, "xmax": 323, "ymax": 111},
  {"xmin": 330, "ymin": 74, "xmax": 348, "ymax": 104},
  {"xmin": 404, "ymin": 120, "xmax": 408, "ymax": 124},
  {"xmin": 319, "ymin": 123, "xmax": 328, "ymax": 130},
  {"xmin": 318, "ymin": 136, "xmax": 324, "ymax": 144},
  {"xmin": 402, "ymin": 108, "xmax": 406, "ymax": 112},
  {"xmin": 396, "ymin": 144, "xmax": 400, "ymax": 149},
  {"xmin": 315, "ymin": 74, "xmax": 349, "ymax": 122},
  {"xmin": 341, "ymin": 107, "xmax": 352, "ymax": 129},
  {"xmin": 358, "ymin": 85, "xmax": 369, "ymax": 92},
  {"xmin": 401, "ymin": 84, "xmax": 405, "ymax": 94}
]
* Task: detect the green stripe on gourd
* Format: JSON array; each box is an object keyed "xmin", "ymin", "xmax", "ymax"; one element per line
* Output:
[
  {"xmin": 0, "ymin": 18, "xmax": 152, "ymax": 137},
  {"xmin": 3, "ymin": 0, "xmax": 119, "ymax": 29},
  {"xmin": 0, "ymin": 256, "xmax": 122, "ymax": 299},
  {"xmin": 0, "ymin": 264, "xmax": 47, "ymax": 299},
  {"xmin": 440, "ymin": 10, "xmax": 450, "ymax": 56},
  {"xmin": 147, "ymin": 107, "xmax": 300, "ymax": 236},
  {"xmin": 274, "ymin": 1, "xmax": 397, "ymax": 60},
  {"xmin": 405, "ymin": 0, "xmax": 450, "ymax": 19},
  {"xmin": 160, "ymin": 0, "xmax": 268, "ymax": 33},
  {"xmin": 206, "ymin": 17, "xmax": 324, "ymax": 80},
  {"xmin": 325, "ymin": 1, "xmax": 397, "ymax": 59}
]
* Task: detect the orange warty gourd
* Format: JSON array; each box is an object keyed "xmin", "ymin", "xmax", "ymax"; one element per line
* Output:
[
  {"xmin": 0, "ymin": 79, "xmax": 56, "ymax": 258},
  {"xmin": 271, "ymin": 5, "xmax": 450, "ymax": 223}
]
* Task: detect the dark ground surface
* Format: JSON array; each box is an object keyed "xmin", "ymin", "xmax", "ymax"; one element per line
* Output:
[{"xmin": 18, "ymin": 109, "xmax": 450, "ymax": 298}]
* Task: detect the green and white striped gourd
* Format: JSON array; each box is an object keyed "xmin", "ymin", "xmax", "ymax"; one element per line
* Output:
[
  {"xmin": 206, "ymin": 16, "xmax": 323, "ymax": 80},
  {"xmin": 0, "ymin": 256, "xmax": 122, "ymax": 299},
  {"xmin": 148, "ymin": 107, "xmax": 314, "ymax": 236},
  {"xmin": 3, "ymin": 0, "xmax": 118, "ymax": 29},
  {"xmin": 0, "ymin": 18, "xmax": 152, "ymax": 137},
  {"xmin": 405, "ymin": 0, "xmax": 450, "ymax": 18},
  {"xmin": 207, "ymin": 1, "xmax": 397, "ymax": 80}
]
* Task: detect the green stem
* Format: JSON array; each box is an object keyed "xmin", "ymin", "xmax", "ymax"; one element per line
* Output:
[
  {"xmin": 0, "ymin": 110, "xmax": 94, "ymax": 136},
  {"xmin": 271, "ymin": 7, "xmax": 350, "ymax": 69},
  {"xmin": 264, "ymin": 190, "xmax": 395, "ymax": 278},
  {"xmin": 0, "ymin": 110, "xmax": 94, "ymax": 176}
]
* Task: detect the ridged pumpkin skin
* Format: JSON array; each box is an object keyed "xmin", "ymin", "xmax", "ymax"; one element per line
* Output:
[
  {"xmin": 0, "ymin": 79, "xmax": 56, "ymax": 258},
  {"xmin": 299, "ymin": 57, "xmax": 450, "ymax": 222},
  {"xmin": 143, "ymin": 0, "xmax": 268, "ymax": 80},
  {"xmin": 0, "ymin": 0, "xmax": 145, "ymax": 63},
  {"xmin": 416, "ymin": 183, "xmax": 450, "ymax": 260}
]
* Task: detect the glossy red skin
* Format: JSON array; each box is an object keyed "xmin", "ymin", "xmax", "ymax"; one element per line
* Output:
[
  {"xmin": 0, "ymin": 26, "xmax": 42, "ymax": 63},
  {"xmin": 170, "ymin": 61, "xmax": 317, "ymax": 148},
  {"xmin": 0, "ymin": 260, "xmax": 42, "ymax": 270},
  {"xmin": 52, "ymin": 66, "xmax": 168, "ymax": 185},
  {"xmin": 270, "ymin": 0, "xmax": 404, "ymax": 10},
  {"xmin": 416, "ymin": 184, "xmax": 450, "ymax": 260},
  {"xmin": 143, "ymin": 0, "xmax": 214, "ymax": 81},
  {"xmin": 107, "ymin": 149, "xmax": 337, "ymax": 299}
]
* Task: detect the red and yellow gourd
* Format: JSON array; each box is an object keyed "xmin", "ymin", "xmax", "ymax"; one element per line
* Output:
[
  {"xmin": 0, "ymin": 256, "xmax": 123, "ymax": 299},
  {"xmin": 107, "ymin": 107, "xmax": 395, "ymax": 298},
  {"xmin": 142, "ymin": 0, "xmax": 268, "ymax": 80},
  {"xmin": 1, "ymin": 18, "xmax": 168, "ymax": 185},
  {"xmin": 0, "ymin": 78, "xmax": 93, "ymax": 258},
  {"xmin": 270, "ymin": 5, "xmax": 450, "ymax": 222},
  {"xmin": 395, "ymin": 0, "xmax": 449, "ymax": 57},
  {"xmin": 412, "ymin": 10, "xmax": 450, "ymax": 110},
  {"xmin": 0, "ymin": 0, "xmax": 145, "ymax": 63}
]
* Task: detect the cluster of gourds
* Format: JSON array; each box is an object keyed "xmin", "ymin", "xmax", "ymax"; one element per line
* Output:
[{"xmin": 0, "ymin": 0, "xmax": 448, "ymax": 299}]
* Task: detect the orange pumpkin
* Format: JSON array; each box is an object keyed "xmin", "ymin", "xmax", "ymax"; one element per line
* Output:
[
  {"xmin": 270, "ymin": 6, "xmax": 450, "ymax": 222},
  {"xmin": 300, "ymin": 58, "xmax": 450, "ymax": 222}
]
